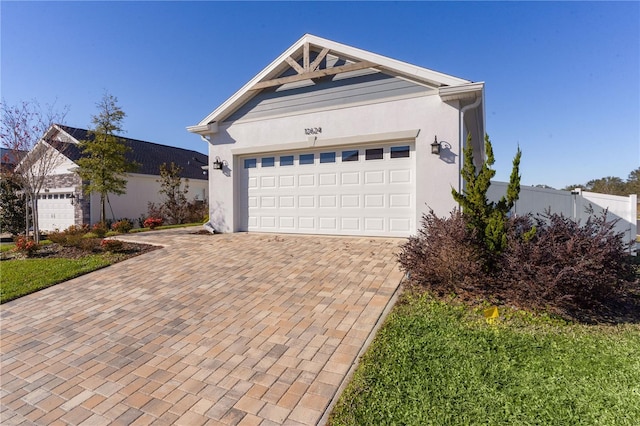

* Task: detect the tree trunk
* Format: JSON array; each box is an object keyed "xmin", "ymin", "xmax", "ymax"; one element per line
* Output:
[{"xmin": 32, "ymin": 195, "xmax": 40, "ymax": 243}]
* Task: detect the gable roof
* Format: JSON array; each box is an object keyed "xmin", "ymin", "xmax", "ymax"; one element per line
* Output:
[
  {"xmin": 188, "ymin": 33, "xmax": 474, "ymax": 133},
  {"xmin": 51, "ymin": 125, "xmax": 208, "ymax": 180}
]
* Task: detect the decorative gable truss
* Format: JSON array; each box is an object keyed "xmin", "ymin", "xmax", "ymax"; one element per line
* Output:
[{"xmin": 252, "ymin": 42, "xmax": 378, "ymax": 91}]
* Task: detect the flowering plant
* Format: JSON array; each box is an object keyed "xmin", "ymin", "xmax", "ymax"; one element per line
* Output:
[
  {"xmin": 111, "ymin": 219, "xmax": 133, "ymax": 233},
  {"xmin": 143, "ymin": 217, "xmax": 163, "ymax": 230},
  {"xmin": 91, "ymin": 222, "xmax": 108, "ymax": 238},
  {"xmin": 13, "ymin": 236, "xmax": 39, "ymax": 257}
]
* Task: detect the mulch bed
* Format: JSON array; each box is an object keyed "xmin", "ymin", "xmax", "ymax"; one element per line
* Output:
[{"xmin": 3, "ymin": 241, "xmax": 161, "ymax": 261}]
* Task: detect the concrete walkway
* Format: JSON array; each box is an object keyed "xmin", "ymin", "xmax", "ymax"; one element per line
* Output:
[{"xmin": 1, "ymin": 229, "xmax": 404, "ymax": 425}]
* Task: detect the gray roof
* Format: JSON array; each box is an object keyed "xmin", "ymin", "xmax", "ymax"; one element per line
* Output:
[{"xmin": 54, "ymin": 125, "xmax": 208, "ymax": 180}]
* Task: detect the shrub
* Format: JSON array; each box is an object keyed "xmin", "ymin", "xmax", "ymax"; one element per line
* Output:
[
  {"xmin": 185, "ymin": 200, "xmax": 209, "ymax": 224},
  {"xmin": 398, "ymin": 210, "xmax": 488, "ymax": 297},
  {"xmin": 500, "ymin": 211, "xmax": 636, "ymax": 313},
  {"xmin": 91, "ymin": 222, "xmax": 108, "ymax": 238},
  {"xmin": 111, "ymin": 219, "xmax": 133, "ymax": 233},
  {"xmin": 143, "ymin": 217, "xmax": 163, "ymax": 229},
  {"xmin": 100, "ymin": 239, "xmax": 124, "ymax": 252},
  {"xmin": 13, "ymin": 236, "xmax": 39, "ymax": 257},
  {"xmin": 47, "ymin": 224, "xmax": 88, "ymax": 248}
]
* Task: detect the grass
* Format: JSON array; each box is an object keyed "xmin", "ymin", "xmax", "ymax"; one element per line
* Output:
[
  {"xmin": 1, "ymin": 255, "xmax": 112, "ymax": 303},
  {"xmin": 129, "ymin": 222, "xmax": 203, "ymax": 233},
  {"xmin": 329, "ymin": 292, "xmax": 640, "ymax": 426}
]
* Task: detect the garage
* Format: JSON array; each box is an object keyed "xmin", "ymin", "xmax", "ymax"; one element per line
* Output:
[
  {"xmin": 37, "ymin": 192, "xmax": 75, "ymax": 232},
  {"xmin": 238, "ymin": 142, "xmax": 415, "ymax": 237}
]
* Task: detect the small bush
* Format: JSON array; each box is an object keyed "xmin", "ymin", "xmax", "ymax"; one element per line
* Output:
[
  {"xmin": 80, "ymin": 237, "xmax": 101, "ymax": 252},
  {"xmin": 398, "ymin": 210, "xmax": 488, "ymax": 297},
  {"xmin": 100, "ymin": 239, "xmax": 124, "ymax": 252},
  {"xmin": 143, "ymin": 217, "xmax": 163, "ymax": 230},
  {"xmin": 91, "ymin": 222, "xmax": 108, "ymax": 238},
  {"xmin": 48, "ymin": 225, "xmax": 87, "ymax": 248},
  {"xmin": 501, "ymin": 211, "xmax": 636, "ymax": 312},
  {"xmin": 111, "ymin": 219, "xmax": 133, "ymax": 234},
  {"xmin": 13, "ymin": 236, "xmax": 39, "ymax": 257}
]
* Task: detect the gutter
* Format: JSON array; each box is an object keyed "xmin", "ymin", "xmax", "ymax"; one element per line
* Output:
[{"xmin": 458, "ymin": 96, "xmax": 482, "ymax": 193}]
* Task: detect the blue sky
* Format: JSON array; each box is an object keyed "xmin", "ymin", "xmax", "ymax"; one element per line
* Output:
[{"xmin": 2, "ymin": 1, "xmax": 638, "ymax": 189}]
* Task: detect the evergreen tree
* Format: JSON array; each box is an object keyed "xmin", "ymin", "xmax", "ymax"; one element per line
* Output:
[
  {"xmin": 0, "ymin": 174, "xmax": 27, "ymax": 236},
  {"xmin": 452, "ymin": 134, "xmax": 522, "ymax": 259},
  {"xmin": 76, "ymin": 93, "xmax": 137, "ymax": 224}
]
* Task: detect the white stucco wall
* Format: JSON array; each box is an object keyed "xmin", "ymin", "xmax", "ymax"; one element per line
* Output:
[
  {"xmin": 206, "ymin": 92, "xmax": 465, "ymax": 234},
  {"xmin": 89, "ymin": 173, "xmax": 208, "ymax": 224}
]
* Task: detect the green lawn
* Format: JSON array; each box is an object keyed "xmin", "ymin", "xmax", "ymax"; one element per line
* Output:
[
  {"xmin": 329, "ymin": 293, "xmax": 640, "ymax": 426},
  {"xmin": 1, "ymin": 255, "xmax": 112, "ymax": 303}
]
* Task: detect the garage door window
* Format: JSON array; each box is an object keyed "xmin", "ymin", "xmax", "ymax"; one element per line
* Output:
[
  {"xmin": 320, "ymin": 152, "xmax": 336, "ymax": 163},
  {"xmin": 262, "ymin": 157, "xmax": 275, "ymax": 167},
  {"xmin": 280, "ymin": 155, "xmax": 294, "ymax": 166},
  {"xmin": 365, "ymin": 148, "xmax": 383, "ymax": 160},
  {"xmin": 300, "ymin": 154, "xmax": 314, "ymax": 165},
  {"xmin": 391, "ymin": 145, "xmax": 410, "ymax": 158},
  {"xmin": 342, "ymin": 150, "xmax": 359, "ymax": 162},
  {"xmin": 244, "ymin": 158, "xmax": 257, "ymax": 168}
]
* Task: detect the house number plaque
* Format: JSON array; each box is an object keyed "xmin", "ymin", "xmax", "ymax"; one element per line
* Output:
[{"xmin": 304, "ymin": 127, "xmax": 322, "ymax": 135}]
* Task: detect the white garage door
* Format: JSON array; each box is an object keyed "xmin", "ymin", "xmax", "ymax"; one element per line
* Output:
[
  {"xmin": 238, "ymin": 142, "xmax": 415, "ymax": 237},
  {"xmin": 37, "ymin": 193, "xmax": 75, "ymax": 231}
]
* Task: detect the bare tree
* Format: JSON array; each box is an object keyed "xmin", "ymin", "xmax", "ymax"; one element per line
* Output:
[{"xmin": 0, "ymin": 100, "xmax": 69, "ymax": 242}]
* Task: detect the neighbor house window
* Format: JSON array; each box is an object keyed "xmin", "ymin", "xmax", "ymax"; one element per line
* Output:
[
  {"xmin": 342, "ymin": 150, "xmax": 359, "ymax": 162},
  {"xmin": 280, "ymin": 155, "xmax": 294, "ymax": 166},
  {"xmin": 320, "ymin": 152, "xmax": 336, "ymax": 163},
  {"xmin": 262, "ymin": 157, "xmax": 275, "ymax": 167},
  {"xmin": 365, "ymin": 148, "xmax": 383, "ymax": 160},
  {"xmin": 244, "ymin": 158, "xmax": 257, "ymax": 168},
  {"xmin": 390, "ymin": 145, "xmax": 410, "ymax": 158},
  {"xmin": 300, "ymin": 154, "xmax": 314, "ymax": 165}
]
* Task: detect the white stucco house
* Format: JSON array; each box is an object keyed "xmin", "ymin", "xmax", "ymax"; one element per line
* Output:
[
  {"xmin": 188, "ymin": 34, "xmax": 485, "ymax": 237},
  {"xmin": 24, "ymin": 124, "xmax": 209, "ymax": 231}
]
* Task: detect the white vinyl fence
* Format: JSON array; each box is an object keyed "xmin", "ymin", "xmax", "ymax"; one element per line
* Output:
[{"xmin": 488, "ymin": 182, "xmax": 638, "ymax": 254}]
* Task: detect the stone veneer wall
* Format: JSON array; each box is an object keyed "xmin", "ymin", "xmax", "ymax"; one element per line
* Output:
[{"xmin": 43, "ymin": 173, "xmax": 89, "ymax": 227}]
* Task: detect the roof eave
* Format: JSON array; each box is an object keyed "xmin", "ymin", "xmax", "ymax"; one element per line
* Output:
[{"xmin": 438, "ymin": 82, "xmax": 485, "ymax": 101}]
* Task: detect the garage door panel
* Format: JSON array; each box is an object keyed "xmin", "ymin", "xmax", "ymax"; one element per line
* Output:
[
  {"xmin": 299, "ymin": 217, "xmax": 315, "ymax": 229},
  {"xmin": 240, "ymin": 142, "xmax": 415, "ymax": 237},
  {"xmin": 299, "ymin": 174, "xmax": 315, "ymax": 186},
  {"xmin": 319, "ymin": 195, "xmax": 337, "ymax": 208},
  {"xmin": 341, "ymin": 172, "xmax": 360, "ymax": 185},
  {"xmin": 364, "ymin": 194, "xmax": 385, "ymax": 208},
  {"xmin": 279, "ymin": 196, "xmax": 295, "ymax": 208},
  {"xmin": 364, "ymin": 170, "xmax": 384, "ymax": 184},
  {"xmin": 319, "ymin": 173, "xmax": 337, "ymax": 186},
  {"xmin": 390, "ymin": 169, "xmax": 411, "ymax": 183},
  {"xmin": 299, "ymin": 196, "xmax": 315, "ymax": 208},
  {"xmin": 260, "ymin": 196, "xmax": 276, "ymax": 208},
  {"xmin": 390, "ymin": 218, "xmax": 411, "ymax": 232},
  {"xmin": 390, "ymin": 193, "xmax": 411, "ymax": 207},
  {"xmin": 279, "ymin": 175, "xmax": 295, "ymax": 187},
  {"xmin": 261, "ymin": 176, "xmax": 276, "ymax": 188}
]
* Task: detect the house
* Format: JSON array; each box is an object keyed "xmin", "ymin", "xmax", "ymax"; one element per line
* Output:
[
  {"xmin": 24, "ymin": 124, "xmax": 208, "ymax": 231},
  {"xmin": 1, "ymin": 147, "xmax": 27, "ymax": 174},
  {"xmin": 188, "ymin": 34, "xmax": 485, "ymax": 237}
]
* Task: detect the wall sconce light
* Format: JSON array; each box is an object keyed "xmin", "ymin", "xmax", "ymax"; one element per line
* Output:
[
  {"xmin": 212, "ymin": 156, "xmax": 223, "ymax": 170},
  {"xmin": 70, "ymin": 194, "xmax": 76, "ymax": 205},
  {"xmin": 431, "ymin": 136, "xmax": 441, "ymax": 155}
]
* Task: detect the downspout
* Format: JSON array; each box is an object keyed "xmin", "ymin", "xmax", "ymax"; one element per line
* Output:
[{"xmin": 458, "ymin": 96, "xmax": 483, "ymax": 193}]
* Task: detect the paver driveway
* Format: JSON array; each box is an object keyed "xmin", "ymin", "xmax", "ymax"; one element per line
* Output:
[{"xmin": 1, "ymin": 229, "xmax": 404, "ymax": 425}]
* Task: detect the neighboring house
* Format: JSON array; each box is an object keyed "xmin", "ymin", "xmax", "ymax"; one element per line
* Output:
[
  {"xmin": 1, "ymin": 147, "xmax": 27, "ymax": 174},
  {"xmin": 23, "ymin": 124, "xmax": 209, "ymax": 231},
  {"xmin": 189, "ymin": 34, "xmax": 485, "ymax": 237}
]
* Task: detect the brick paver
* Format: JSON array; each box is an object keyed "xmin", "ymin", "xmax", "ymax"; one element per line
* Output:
[{"xmin": 1, "ymin": 229, "xmax": 403, "ymax": 425}]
